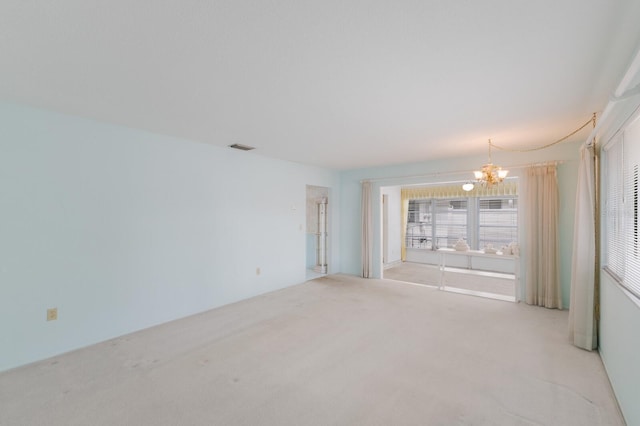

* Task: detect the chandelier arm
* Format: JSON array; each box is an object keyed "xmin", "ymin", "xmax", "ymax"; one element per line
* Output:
[{"xmin": 490, "ymin": 115, "xmax": 596, "ymax": 153}]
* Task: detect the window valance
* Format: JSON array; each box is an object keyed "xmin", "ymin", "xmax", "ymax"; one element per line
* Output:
[{"xmin": 401, "ymin": 181, "xmax": 517, "ymax": 200}]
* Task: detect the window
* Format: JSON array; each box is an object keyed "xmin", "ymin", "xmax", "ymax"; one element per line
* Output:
[
  {"xmin": 478, "ymin": 198, "xmax": 518, "ymax": 249},
  {"xmin": 405, "ymin": 196, "xmax": 517, "ymax": 250},
  {"xmin": 604, "ymin": 112, "xmax": 640, "ymax": 300},
  {"xmin": 434, "ymin": 199, "xmax": 468, "ymax": 248},
  {"xmin": 406, "ymin": 200, "xmax": 433, "ymax": 249}
]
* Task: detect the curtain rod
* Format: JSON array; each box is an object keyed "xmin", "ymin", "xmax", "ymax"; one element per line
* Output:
[
  {"xmin": 360, "ymin": 168, "xmax": 473, "ymax": 184},
  {"xmin": 359, "ymin": 160, "xmax": 565, "ymax": 184}
]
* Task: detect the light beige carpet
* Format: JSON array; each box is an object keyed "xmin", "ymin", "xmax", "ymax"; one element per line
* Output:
[
  {"xmin": 384, "ymin": 261, "xmax": 516, "ymax": 299},
  {"xmin": 0, "ymin": 274, "xmax": 623, "ymax": 425}
]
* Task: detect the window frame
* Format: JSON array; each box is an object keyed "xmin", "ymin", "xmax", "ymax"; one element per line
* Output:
[
  {"xmin": 405, "ymin": 195, "xmax": 518, "ymax": 251},
  {"xmin": 477, "ymin": 196, "xmax": 519, "ymax": 250}
]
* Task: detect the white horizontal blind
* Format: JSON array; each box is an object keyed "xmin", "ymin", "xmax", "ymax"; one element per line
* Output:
[
  {"xmin": 604, "ymin": 136, "xmax": 625, "ymax": 281},
  {"xmin": 406, "ymin": 200, "xmax": 433, "ymax": 249},
  {"xmin": 623, "ymin": 114, "xmax": 640, "ymax": 298},
  {"xmin": 604, "ymin": 112, "xmax": 640, "ymax": 299},
  {"xmin": 434, "ymin": 199, "xmax": 468, "ymax": 248},
  {"xmin": 478, "ymin": 197, "xmax": 518, "ymax": 248}
]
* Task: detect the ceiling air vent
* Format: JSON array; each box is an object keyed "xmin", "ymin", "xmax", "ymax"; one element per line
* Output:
[{"xmin": 228, "ymin": 143, "xmax": 255, "ymax": 151}]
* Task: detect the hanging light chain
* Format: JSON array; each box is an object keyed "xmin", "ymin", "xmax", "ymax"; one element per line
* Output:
[
  {"xmin": 466, "ymin": 113, "xmax": 596, "ymax": 191},
  {"xmin": 490, "ymin": 113, "xmax": 596, "ymax": 153}
]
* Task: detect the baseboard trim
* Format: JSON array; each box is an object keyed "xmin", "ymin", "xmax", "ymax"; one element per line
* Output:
[{"xmin": 383, "ymin": 260, "xmax": 402, "ymax": 270}]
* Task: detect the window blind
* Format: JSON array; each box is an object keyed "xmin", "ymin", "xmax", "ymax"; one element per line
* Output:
[
  {"xmin": 434, "ymin": 199, "xmax": 468, "ymax": 248},
  {"xmin": 604, "ymin": 112, "xmax": 640, "ymax": 300},
  {"xmin": 478, "ymin": 198, "xmax": 518, "ymax": 248}
]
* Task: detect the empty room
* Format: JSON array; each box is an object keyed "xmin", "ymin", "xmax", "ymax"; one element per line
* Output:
[{"xmin": 2, "ymin": 1, "xmax": 640, "ymax": 425}]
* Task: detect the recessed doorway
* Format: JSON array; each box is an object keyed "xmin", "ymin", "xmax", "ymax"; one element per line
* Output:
[
  {"xmin": 306, "ymin": 185, "xmax": 329, "ymax": 280},
  {"xmin": 381, "ymin": 182, "xmax": 519, "ymax": 302}
]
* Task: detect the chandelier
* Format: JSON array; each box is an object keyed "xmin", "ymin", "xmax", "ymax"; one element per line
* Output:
[{"xmin": 474, "ymin": 139, "xmax": 508, "ymax": 186}]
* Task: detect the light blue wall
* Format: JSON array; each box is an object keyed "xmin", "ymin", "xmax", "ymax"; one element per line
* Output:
[
  {"xmin": 0, "ymin": 101, "xmax": 340, "ymax": 372},
  {"xmin": 340, "ymin": 142, "xmax": 581, "ymax": 308},
  {"xmin": 599, "ymin": 273, "xmax": 640, "ymax": 425},
  {"xmin": 306, "ymin": 234, "xmax": 316, "ymax": 269}
]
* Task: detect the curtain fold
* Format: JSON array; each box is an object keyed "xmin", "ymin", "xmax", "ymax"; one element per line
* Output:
[
  {"xmin": 568, "ymin": 145, "xmax": 597, "ymax": 349},
  {"xmin": 524, "ymin": 164, "xmax": 562, "ymax": 308},
  {"xmin": 361, "ymin": 181, "xmax": 373, "ymax": 278}
]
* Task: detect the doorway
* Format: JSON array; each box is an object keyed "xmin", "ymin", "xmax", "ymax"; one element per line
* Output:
[
  {"xmin": 380, "ymin": 184, "xmax": 517, "ymax": 302},
  {"xmin": 306, "ymin": 185, "xmax": 329, "ymax": 280}
]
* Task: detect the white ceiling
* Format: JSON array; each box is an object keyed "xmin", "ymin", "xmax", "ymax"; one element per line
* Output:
[{"xmin": 2, "ymin": 1, "xmax": 640, "ymax": 170}]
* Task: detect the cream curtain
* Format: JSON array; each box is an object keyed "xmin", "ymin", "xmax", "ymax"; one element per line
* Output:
[
  {"xmin": 361, "ymin": 181, "xmax": 373, "ymax": 278},
  {"xmin": 568, "ymin": 145, "xmax": 597, "ymax": 349},
  {"xmin": 523, "ymin": 164, "xmax": 562, "ymax": 308}
]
